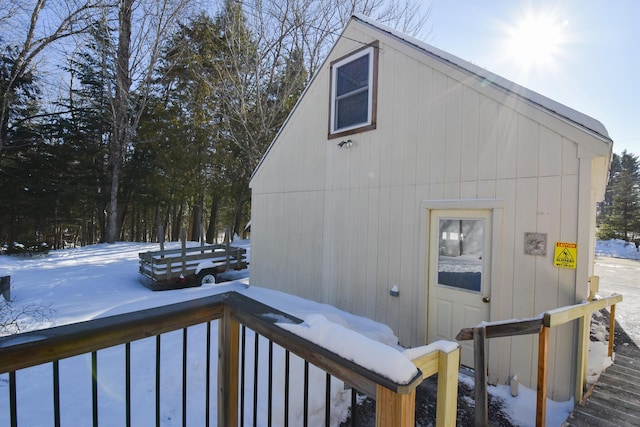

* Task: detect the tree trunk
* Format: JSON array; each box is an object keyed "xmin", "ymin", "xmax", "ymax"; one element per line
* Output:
[
  {"xmin": 190, "ymin": 194, "xmax": 203, "ymax": 241},
  {"xmin": 106, "ymin": 0, "xmax": 133, "ymax": 243},
  {"xmin": 232, "ymin": 189, "xmax": 247, "ymax": 238},
  {"xmin": 206, "ymin": 196, "xmax": 219, "ymax": 243},
  {"xmin": 171, "ymin": 204, "xmax": 183, "ymax": 241}
]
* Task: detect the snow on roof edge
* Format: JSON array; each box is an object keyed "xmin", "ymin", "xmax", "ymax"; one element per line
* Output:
[{"xmin": 352, "ymin": 14, "xmax": 611, "ymax": 141}]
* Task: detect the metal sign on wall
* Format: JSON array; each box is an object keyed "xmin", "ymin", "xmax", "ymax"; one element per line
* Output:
[{"xmin": 554, "ymin": 242, "xmax": 577, "ymax": 269}]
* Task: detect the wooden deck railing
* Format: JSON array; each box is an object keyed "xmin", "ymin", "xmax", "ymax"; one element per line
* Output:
[
  {"xmin": 0, "ymin": 291, "xmax": 460, "ymax": 426},
  {"xmin": 457, "ymin": 277, "xmax": 622, "ymax": 427}
]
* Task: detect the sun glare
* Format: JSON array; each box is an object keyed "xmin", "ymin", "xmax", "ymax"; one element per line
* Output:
[{"xmin": 505, "ymin": 12, "xmax": 568, "ymax": 69}]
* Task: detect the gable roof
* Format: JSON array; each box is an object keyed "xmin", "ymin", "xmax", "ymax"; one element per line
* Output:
[{"xmin": 353, "ymin": 14, "xmax": 611, "ymax": 141}]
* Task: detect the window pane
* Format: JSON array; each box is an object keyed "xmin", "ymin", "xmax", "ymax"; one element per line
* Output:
[
  {"xmin": 336, "ymin": 54, "xmax": 369, "ymax": 96},
  {"xmin": 437, "ymin": 219, "xmax": 484, "ymax": 292},
  {"xmin": 336, "ymin": 90, "xmax": 369, "ymax": 129}
]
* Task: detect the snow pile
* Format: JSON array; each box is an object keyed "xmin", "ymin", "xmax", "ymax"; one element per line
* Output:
[
  {"xmin": 402, "ymin": 340, "xmax": 459, "ymax": 360},
  {"xmin": 485, "ymin": 379, "xmax": 574, "ymax": 427},
  {"xmin": 278, "ymin": 314, "xmax": 419, "ymax": 384},
  {"xmin": 587, "ymin": 310, "xmax": 615, "ymax": 385},
  {"xmin": 586, "ymin": 341, "xmax": 614, "ymax": 384},
  {"xmin": 596, "ymin": 239, "xmax": 640, "ymax": 260}
]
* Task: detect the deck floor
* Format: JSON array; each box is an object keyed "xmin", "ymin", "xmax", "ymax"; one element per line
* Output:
[
  {"xmin": 564, "ymin": 353, "xmax": 640, "ymax": 426},
  {"xmin": 563, "ymin": 315, "xmax": 640, "ymax": 427}
]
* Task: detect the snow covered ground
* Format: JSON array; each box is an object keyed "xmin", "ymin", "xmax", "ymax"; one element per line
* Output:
[
  {"xmin": 595, "ymin": 240, "xmax": 640, "ymax": 346},
  {"xmin": 0, "ymin": 239, "xmax": 635, "ymax": 426}
]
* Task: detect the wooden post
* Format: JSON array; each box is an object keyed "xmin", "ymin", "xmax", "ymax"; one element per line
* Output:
[
  {"xmin": 588, "ymin": 276, "xmax": 599, "ymax": 301},
  {"xmin": 158, "ymin": 225, "xmax": 164, "ymax": 252},
  {"xmin": 536, "ymin": 326, "xmax": 549, "ymax": 427},
  {"xmin": 225, "ymin": 226, "xmax": 231, "ymax": 271},
  {"xmin": 609, "ymin": 304, "xmax": 617, "ymax": 358},
  {"xmin": 473, "ymin": 327, "xmax": 488, "ymax": 427},
  {"xmin": 375, "ymin": 385, "xmax": 415, "ymax": 427},
  {"xmin": 575, "ymin": 313, "xmax": 590, "ymax": 403},
  {"xmin": 180, "ymin": 228, "xmax": 187, "ymax": 277},
  {"xmin": 437, "ymin": 348, "xmax": 460, "ymax": 427},
  {"xmin": 218, "ymin": 308, "xmax": 240, "ymax": 426}
]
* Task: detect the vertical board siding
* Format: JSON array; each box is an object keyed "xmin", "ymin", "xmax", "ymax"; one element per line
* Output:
[
  {"xmin": 538, "ymin": 127, "xmax": 563, "ymax": 177},
  {"xmin": 399, "ymin": 185, "xmax": 418, "ymax": 346},
  {"xmin": 389, "ymin": 54, "xmax": 405, "ymax": 186},
  {"xmin": 461, "ymin": 86, "xmax": 480, "ymax": 183},
  {"xmin": 516, "ymin": 115, "xmax": 539, "ymax": 178},
  {"xmin": 429, "ymin": 71, "xmax": 447, "ymax": 184},
  {"xmin": 403, "ymin": 58, "xmax": 420, "ymax": 187},
  {"xmin": 415, "ymin": 65, "xmax": 433, "ymax": 185},
  {"xmin": 535, "ymin": 175, "xmax": 563, "ymax": 397},
  {"xmin": 496, "ymin": 107, "xmax": 518, "ymax": 179},
  {"xmin": 386, "ymin": 187, "xmax": 404, "ymax": 334},
  {"xmin": 375, "ymin": 186, "xmax": 392, "ymax": 324},
  {"xmin": 365, "ymin": 187, "xmax": 381, "ymax": 321},
  {"xmin": 512, "ymin": 177, "xmax": 539, "ymax": 387},
  {"xmin": 377, "ymin": 47, "xmax": 394, "ymax": 189},
  {"xmin": 354, "ymin": 188, "xmax": 370, "ymax": 316},
  {"xmin": 478, "ymin": 96, "xmax": 499, "ymax": 181},
  {"xmin": 444, "ymin": 78, "xmax": 463, "ymax": 185}
]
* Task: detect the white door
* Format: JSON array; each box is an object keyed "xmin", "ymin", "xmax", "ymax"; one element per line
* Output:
[{"xmin": 427, "ymin": 210, "xmax": 491, "ymax": 367}]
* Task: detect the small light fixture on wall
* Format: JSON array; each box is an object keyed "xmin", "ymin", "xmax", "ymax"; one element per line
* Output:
[{"xmin": 337, "ymin": 139, "xmax": 353, "ymax": 149}]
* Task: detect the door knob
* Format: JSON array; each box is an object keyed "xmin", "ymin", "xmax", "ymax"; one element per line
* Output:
[{"xmin": 482, "ymin": 296, "xmax": 491, "ymax": 303}]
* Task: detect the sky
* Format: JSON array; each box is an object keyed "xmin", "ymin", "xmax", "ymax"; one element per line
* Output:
[{"xmin": 423, "ymin": 0, "xmax": 640, "ymax": 156}]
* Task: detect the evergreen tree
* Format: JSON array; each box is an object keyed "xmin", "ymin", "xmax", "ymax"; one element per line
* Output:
[
  {"xmin": 598, "ymin": 150, "xmax": 640, "ymax": 242},
  {"xmin": 0, "ymin": 42, "xmax": 44, "ymax": 244}
]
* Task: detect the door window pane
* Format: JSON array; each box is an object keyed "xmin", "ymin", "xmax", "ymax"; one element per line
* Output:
[{"xmin": 437, "ymin": 219, "xmax": 484, "ymax": 292}]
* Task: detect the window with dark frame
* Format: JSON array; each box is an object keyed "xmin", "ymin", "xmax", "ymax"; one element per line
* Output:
[{"xmin": 329, "ymin": 44, "xmax": 378, "ymax": 138}]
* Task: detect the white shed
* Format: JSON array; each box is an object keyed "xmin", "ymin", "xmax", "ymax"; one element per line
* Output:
[{"xmin": 249, "ymin": 15, "xmax": 612, "ymax": 401}]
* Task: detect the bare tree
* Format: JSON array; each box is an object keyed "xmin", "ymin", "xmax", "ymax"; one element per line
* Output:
[
  {"xmin": 105, "ymin": 0, "xmax": 194, "ymax": 243},
  {"xmin": 205, "ymin": 0, "xmax": 432, "ymax": 234},
  {"xmin": 0, "ymin": 0, "xmax": 102, "ymax": 154},
  {"xmin": 213, "ymin": 0, "xmax": 432, "ymax": 168},
  {"xmin": 0, "ymin": 299, "xmax": 55, "ymax": 336}
]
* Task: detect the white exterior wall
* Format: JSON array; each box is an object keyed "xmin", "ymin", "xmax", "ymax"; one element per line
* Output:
[{"xmin": 250, "ymin": 21, "xmax": 611, "ymax": 401}]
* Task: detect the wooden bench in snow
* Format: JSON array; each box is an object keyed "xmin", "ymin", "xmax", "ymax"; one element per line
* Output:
[{"xmin": 139, "ymin": 241, "xmax": 247, "ymax": 291}]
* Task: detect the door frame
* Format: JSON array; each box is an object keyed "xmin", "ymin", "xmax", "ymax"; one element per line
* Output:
[{"xmin": 418, "ymin": 199, "xmax": 503, "ymax": 344}]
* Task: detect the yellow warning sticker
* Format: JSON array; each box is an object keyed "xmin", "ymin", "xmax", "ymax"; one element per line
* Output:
[{"xmin": 554, "ymin": 242, "xmax": 577, "ymax": 269}]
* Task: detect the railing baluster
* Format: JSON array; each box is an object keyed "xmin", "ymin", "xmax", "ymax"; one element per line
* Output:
[
  {"xmin": 253, "ymin": 331, "xmax": 259, "ymax": 426},
  {"xmin": 53, "ymin": 360, "xmax": 60, "ymax": 427},
  {"xmin": 325, "ymin": 373, "xmax": 331, "ymax": 427},
  {"xmin": 303, "ymin": 361, "xmax": 309, "ymax": 427},
  {"xmin": 182, "ymin": 328, "xmax": 187, "ymax": 427},
  {"xmin": 9, "ymin": 371, "xmax": 16, "ymax": 427},
  {"xmin": 205, "ymin": 321, "xmax": 211, "ymax": 427},
  {"xmin": 351, "ymin": 388, "xmax": 357, "ymax": 426},
  {"xmin": 92, "ymin": 351, "xmax": 98, "ymax": 427},
  {"xmin": 268, "ymin": 340, "xmax": 273, "ymax": 427},
  {"xmin": 284, "ymin": 349, "xmax": 290, "ymax": 427},
  {"xmin": 155, "ymin": 335, "xmax": 161, "ymax": 427},
  {"xmin": 240, "ymin": 325, "xmax": 246, "ymax": 427},
  {"xmin": 126, "ymin": 342, "xmax": 131, "ymax": 427}
]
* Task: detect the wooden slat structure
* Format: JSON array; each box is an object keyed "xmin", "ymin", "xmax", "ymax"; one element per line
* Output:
[
  {"xmin": 564, "ymin": 351, "xmax": 640, "ymax": 426},
  {"xmin": 138, "ymin": 230, "xmax": 247, "ymax": 290},
  {"xmin": 411, "ymin": 346, "xmax": 461, "ymax": 427},
  {"xmin": 457, "ymin": 290, "xmax": 623, "ymax": 427}
]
